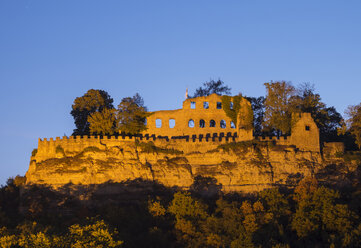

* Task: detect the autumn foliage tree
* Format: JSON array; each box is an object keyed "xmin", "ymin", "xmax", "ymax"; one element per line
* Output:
[
  {"xmin": 88, "ymin": 108, "xmax": 116, "ymax": 135},
  {"xmin": 116, "ymin": 93, "xmax": 150, "ymax": 134},
  {"xmin": 345, "ymin": 103, "xmax": 361, "ymax": 149},
  {"xmin": 263, "ymin": 81, "xmax": 296, "ymax": 135}
]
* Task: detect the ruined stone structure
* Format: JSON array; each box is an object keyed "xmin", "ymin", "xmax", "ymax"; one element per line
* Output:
[
  {"xmin": 145, "ymin": 94, "xmax": 238, "ymax": 137},
  {"xmin": 145, "ymin": 93, "xmax": 319, "ymax": 152},
  {"xmin": 26, "ymin": 93, "xmax": 326, "ymax": 192},
  {"xmin": 34, "ymin": 94, "xmax": 320, "ymax": 162}
]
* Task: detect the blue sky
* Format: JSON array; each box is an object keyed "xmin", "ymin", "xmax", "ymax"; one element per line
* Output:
[{"xmin": 0, "ymin": 0, "xmax": 360, "ymax": 184}]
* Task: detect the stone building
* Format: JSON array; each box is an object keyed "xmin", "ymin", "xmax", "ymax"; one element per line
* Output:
[
  {"xmin": 144, "ymin": 93, "xmax": 320, "ymax": 152},
  {"xmin": 144, "ymin": 94, "xmax": 237, "ymax": 137}
]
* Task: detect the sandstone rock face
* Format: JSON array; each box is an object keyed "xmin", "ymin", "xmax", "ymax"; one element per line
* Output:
[{"xmin": 26, "ymin": 141, "xmax": 323, "ymax": 193}]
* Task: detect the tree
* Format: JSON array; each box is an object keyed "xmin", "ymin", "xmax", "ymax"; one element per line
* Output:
[
  {"xmin": 116, "ymin": 93, "xmax": 149, "ymax": 134},
  {"xmin": 191, "ymin": 79, "xmax": 231, "ymax": 98},
  {"xmin": 88, "ymin": 108, "xmax": 116, "ymax": 135},
  {"xmin": 291, "ymin": 178, "xmax": 355, "ymax": 246},
  {"xmin": 345, "ymin": 103, "xmax": 361, "ymax": 149},
  {"xmin": 71, "ymin": 89, "xmax": 114, "ymax": 135},
  {"xmin": 245, "ymin": 96, "xmax": 265, "ymax": 136},
  {"xmin": 67, "ymin": 219, "xmax": 123, "ymax": 247},
  {"xmin": 263, "ymin": 81, "xmax": 295, "ymax": 135},
  {"xmin": 289, "ymin": 83, "xmax": 343, "ymax": 142}
]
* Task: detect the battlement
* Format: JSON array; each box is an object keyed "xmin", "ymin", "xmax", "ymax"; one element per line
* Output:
[
  {"xmin": 255, "ymin": 135, "xmax": 289, "ymax": 145},
  {"xmin": 35, "ymin": 132, "xmax": 242, "ymax": 162},
  {"xmin": 38, "ymin": 132, "xmax": 239, "ymax": 144},
  {"xmin": 34, "ymin": 94, "xmax": 321, "ymax": 162}
]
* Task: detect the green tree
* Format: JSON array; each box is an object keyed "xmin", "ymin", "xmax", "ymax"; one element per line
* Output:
[
  {"xmin": 67, "ymin": 219, "xmax": 123, "ymax": 248},
  {"xmin": 290, "ymin": 83, "xmax": 343, "ymax": 142},
  {"xmin": 191, "ymin": 79, "xmax": 231, "ymax": 98},
  {"xmin": 263, "ymin": 81, "xmax": 296, "ymax": 135},
  {"xmin": 345, "ymin": 103, "xmax": 361, "ymax": 149},
  {"xmin": 71, "ymin": 89, "xmax": 114, "ymax": 135},
  {"xmin": 291, "ymin": 178, "xmax": 355, "ymax": 246},
  {"xmin": 245, "ymin": 96, "xmax": 265, "ymax": 136},
  {"xmin": 116, "ymin": 93, "xmax": 149, "ymax": 134},
  {"xmin": 88, "ymin": 108, "xmax": 116, "ymax": 135},
  {"xmin": 168, "ymin": 192, "xmax": 208, "ymax": 247}
]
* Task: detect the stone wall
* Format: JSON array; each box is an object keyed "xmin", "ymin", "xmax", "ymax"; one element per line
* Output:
[
  {"xmin": 35, "ymin": 132, "xmax": 239, "ymax": 162},
  {"xmin": 145, "ymin": 94, "xmax": 237, "ymax": 137},
  {"xmin": 290, "ymin": 113, "xmax": 320, "ymax": 152}
]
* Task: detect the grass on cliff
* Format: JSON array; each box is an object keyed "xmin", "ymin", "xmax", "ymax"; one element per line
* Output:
[{"xmin": 138, "ymin": 141, "xmax": 183, "ymax": 155}]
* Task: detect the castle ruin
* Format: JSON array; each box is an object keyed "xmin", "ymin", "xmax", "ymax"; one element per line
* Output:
[{"xmin": 34, "ymin": 93, "xmax": 321, "ymax": 162}]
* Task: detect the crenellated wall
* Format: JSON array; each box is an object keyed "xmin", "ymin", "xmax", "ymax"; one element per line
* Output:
[
  {"xmin": 34, "ymin": 95, "xmax": 321, "ymax": 162},
  {"xmin": 34, "ymin": 132, "xmax": 240, "ymax": 162}
]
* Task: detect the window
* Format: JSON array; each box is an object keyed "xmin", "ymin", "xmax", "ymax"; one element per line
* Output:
[
  {"xmin": 199, "ymin": 119, "xmax": 205, "ymax": 128},
  {"xmin": 210, "ymin": 120, "xmax": 216, "ymax": 127},
  {"xmin": 156, "ymin": 119, "xmax": 162, "ymax": 128},
  {"xmin": 188, "ymin": 119, "xmax": 195, "ymax": 128},
  {"xmin": 169, "ymin": 119, "xmax": 175, "ymax": 128},
  {"xmin": 220, "ymin": 120, "xmax": 226, "ymax": 128},
  {"xmin": 190, "ymin": 102, "xmax": 196, "ymax": 109},
  {"xmin": 305, "ymin": 125, "xmax": 310, "ymax": 131},
  {"xmin": 230, "ymin": 121, "xmax": 236, "ymax": 129},
  {"xmin": 230, "ymin": 102, "xmax": 233, "ymax": 109},
  {"xmin": 145, "ymin": 118, "xmax": 147, "ymax": 126},
  {"xmin": 217, "ymin": 102, "xmax": 222, "ymax": 109},
  {"xmin": 203, "ymin": 102, "xmax": 209, "ymax": 109}
]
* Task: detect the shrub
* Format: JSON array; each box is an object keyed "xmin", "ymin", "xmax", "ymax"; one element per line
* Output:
[
  {"xmin": 55, "ymin": 145, "xmax": 64, "ymax": 154},
  {"xmin": 31, "ymin": 149, "xmax": 38, "ymax": 157}
]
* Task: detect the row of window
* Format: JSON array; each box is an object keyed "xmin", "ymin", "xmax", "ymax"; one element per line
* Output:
[
  {"xmin": 154, "ymin": 118, "xmax": 236, "ymax": 129},
  {"xmin": 190, "ymin": 101, "xmax": 233, "ymax": 110}
]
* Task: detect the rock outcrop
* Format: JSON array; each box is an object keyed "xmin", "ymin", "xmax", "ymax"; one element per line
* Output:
[{"xmin": 26, "ymin": 140, "xmax": 323, "ymax": 193}]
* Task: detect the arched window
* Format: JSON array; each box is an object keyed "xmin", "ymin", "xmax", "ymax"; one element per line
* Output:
[
  {"xmin": 220, "ymin": 120, "xmax": 226, "ymax": 128},
  {"xmin": 199, "ymin": 119, "xmax": 205, "ymax": 128},
  {"xmin": 156, "ymin": 119, "xmax": 162, "ymax": 128},
  {"xmin": 191, "ymin": 102, "xmax": 196, "ymax": 109},
  {"xmin": 188, "ymin": 119, "xmax": 195, "ymax": 128},
  {"xmin": 230, "ymin": 121, "xmax": 236, "ymax": 129},
  {"xmin": 169, "ymin": 119, "xmax": 175, "ymax": 128},
  {"xmin": 217, "ymin": 102, "xmax": 222, "ymax": 109},
  {"xmin": 210, "ymin": 120, "xmax": 216, "ymax": 127},
  {"xmin": 145, "ymin": 118, "xmax": 147, "ymax": 126}
]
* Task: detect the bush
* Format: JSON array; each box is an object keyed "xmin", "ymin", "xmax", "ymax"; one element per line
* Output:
[
  {"xmin": 31, "ymin": 149, "xmax": 37, "ymax": 157},
  {"xmin": 14, "ymin": 176, "xmax": 26, "ymax": 187},
  {"xmin": 55, "ymin": 145, "xmax": 64, "ymax": 154}
]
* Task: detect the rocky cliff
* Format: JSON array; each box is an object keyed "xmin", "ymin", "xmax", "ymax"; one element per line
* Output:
[{"xmin": 26, "ymin": 140, "xmax": 328, "ymax": 193}]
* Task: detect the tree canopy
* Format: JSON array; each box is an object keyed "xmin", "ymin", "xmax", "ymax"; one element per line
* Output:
[
  {"xmin": 263, "ymin": 81, "xmax": 296, "ymax": 135},
  {"xmin": 88, "ymin": 108, "xmax": 116, "ymax": 135},
  {"xmin": 345, "ymin": 103, "xmax": 361, "ymax": 149},
  {"xmin": 289, "ymin": 83, "xmax": 343, "ymax": 142},
  {"xmin": 262, "ymin": 82, "xmax": 343, "ymax": 140},
  {"xmin": 116, "ymin": 93, "xmax": 150, "ymax": 134},
  {"xmin": 71, "ymin": 89, "xmax": 114, "ymax": 135},
  {"xmin": 191, "ymin": 79, "xmax": 231, "ymax": 98}
]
